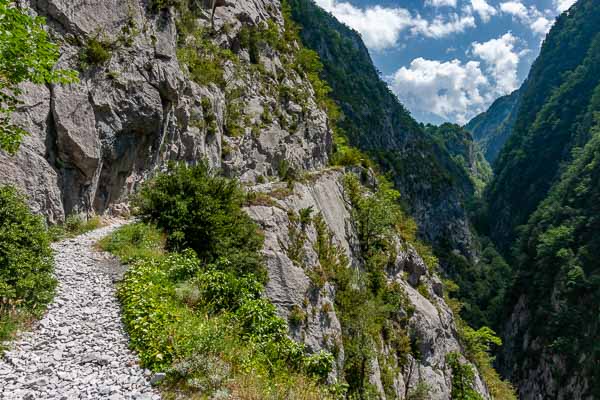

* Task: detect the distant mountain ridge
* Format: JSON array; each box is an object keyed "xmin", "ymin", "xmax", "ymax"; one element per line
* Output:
[{"xmin": 465, "ymin": 89, "xmax": 521, "ymax": 165}]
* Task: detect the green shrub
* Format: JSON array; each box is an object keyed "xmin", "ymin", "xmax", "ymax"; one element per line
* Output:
[
  {"xmin": 80, "ymin": 38, "xmax": 112, "ymax": 66},
  {"xmin": 133, "ymin": 161, "xmax": 266, "ymax": 282},
  {"xmin": 446, "ymin": 352, "xmax": 484, "ymax": 400},
  {"xmin": 0, "ymin": 0, "xmax": 78, "ymax": 154},
  {"xmin": 98, "ymin": 222, "xmax": 164, "ymax": 263},
  {"xmin": 49, "ymin": 214, "xmax": 102, "ymax": 241},
  {"xmin": 110, "ymin": 164, "xmax": 337, "ymax": 396},
  {"xmin": 148, "ymin": 0, "xmax": 181, "ymax": 13},
  {"xmin": 0, "ymin": 186, "xmax": 55, "ymax": 344},
  {"xmin": 111, "ymin": 230, "xmax": 335, "ymax": 397},
  {"xmin": 289, "ymin": 304, "xmax": 306, "ymax": 326}
]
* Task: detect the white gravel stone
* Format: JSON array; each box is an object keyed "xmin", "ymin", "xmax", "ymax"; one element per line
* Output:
[{"xmin": 0, "ymin": 224, "xmax": 162, "ymax": 400}]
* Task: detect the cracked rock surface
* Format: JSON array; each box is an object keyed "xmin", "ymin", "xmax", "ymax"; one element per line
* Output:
[{"xmin": 0, "ymin": 224, "xmax": 161, "ymax": 400}]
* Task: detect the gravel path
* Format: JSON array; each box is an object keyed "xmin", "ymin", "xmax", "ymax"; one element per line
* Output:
[{"xmin": 0, "ymin": 224, "xmax": 162, "ymax": 400}]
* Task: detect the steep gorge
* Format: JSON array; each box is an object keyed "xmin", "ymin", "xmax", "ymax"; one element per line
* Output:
[
  {"xmin": 0, "ymin": 0, "xmax": 501, "ymax": 398},
  {"xmin": 5, "ymin": 0, "xmax": 598, "ymax": 398}
]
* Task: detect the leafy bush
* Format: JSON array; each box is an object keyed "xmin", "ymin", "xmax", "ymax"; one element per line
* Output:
[
  {"xmin": 98, "ymin": 222, "xmax": 164, "ymax": 263},
  {"xmin": 0, "ymin": 0, "xmax": 78, "ymax": 154},
  {"xmin": 111, "ymin": 230, "xmax": 335, "ymax": 397},
  {"xmin": 148, "ymin": 0, "xmax": 181, "ymax": 13},
  {"xmin": 0, "ymin": 186, "xmax": 55, "ymax": 344},
  {"xmin": 48, "ymin": 214, "xmax": 102, "ymax": 242},
  {"xmin": 79, "ymin": 38, "xmax": 112, "ymax": 66},
  {"xmin": 446, "ymin": 352, "xmax": 484, "ymax": 400},
  {"xmin": 108, "ymin": 162, "xmax": 336, "ymax": 397},
  {"xmin": 134, "ymin": 161, "xmax": 266, "ymax": 282}
]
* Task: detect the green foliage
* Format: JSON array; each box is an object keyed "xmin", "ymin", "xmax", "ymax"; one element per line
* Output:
[
  {"xmin": 112, "ymin": 163, "xmax": 337, "ymax": 397},
  {"xmin": 446, "ymin": 296, "xmax": 516, "ymax": 399},
  {"xmin": 79, "ymin": 38, "xmax": 112, "ymax": 67},
  {"xmin": 48, "ymin": 215, "xmax": 102, "ymax": 242},
  {"xmin": 289, "ymin": 304, "xmax": 306, "ymax": 326},
  {"xmin": 440, "ymin": 238, "xmax": 512, "ymax": 330},
  {"xmin": 407, "ymin": 380, "xmax": 432, "ymax": 400},
  {"xmin": 0, "ymin": 185, "xmax": 55, "ymax": 346},
  {"xmin": 446, "ymin": 352, "xmax": 484, "ymax": 400},
  {"xmin": 487, "ymin": 0, "xmax": 600, "ymax": 248},
  {"xmin": 175, "ymin": 9, "xmax": 235, "ymax": 88},
  {"xmin": 343, "ymin": 173, "xmax": 438, "ymax": 272},
  {"xmin": 505, "ymin": 115, "xmax": 600, "ymax": 397},
  {"xmin": 133, "ymin": 161, "xmax": 266, "ymax": 282},
  {"xmin": 465, "ymin": 88, "xmax": 521, "ymax": 164},
  {"xmin": 296, "ymin": 174, "xmax": 422, "ymax": 398},
  {"xmin": 0, "ymin": 0, "xmax": 78, "ymax": 154},
  {"xmin": 284, "ymin": 209, "xmax": 308, "ymax": 267},
  {"xmin": 111, "ymin": 223, "xmax": 335, "ymax": 397},
  {"xmin": 148, "ymin": 0, "xmax": 181, "ymax": 13},
  {"xmin": 98, "ymin": 222, "xmax": 165, "ymax": 263},
  {"xmin": 424, "ymin": 123, "xmax": 492, "ymax": 196}
]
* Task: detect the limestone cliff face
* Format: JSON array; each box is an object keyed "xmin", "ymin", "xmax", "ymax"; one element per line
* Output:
[
  {"xmin": 1, "ymin": 0, "xmax": 331, "ymax": 222},
  {"xmin": 246, "ymin": 170, "xmax": 490, "ymax": 399},
  {"xmin": 0, "ymin": 0, "xmax": 490, "ymax": 398}
]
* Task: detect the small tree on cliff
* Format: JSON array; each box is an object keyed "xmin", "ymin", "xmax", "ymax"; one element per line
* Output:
[{"xmin": 0, "ymin": 0, "xmax": 77, "ymax": 154}]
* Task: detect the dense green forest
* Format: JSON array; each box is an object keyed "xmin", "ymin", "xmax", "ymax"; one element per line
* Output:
[
  {"xmin": 502, "ymin": 115, "xmax": 600, "ymax": 396},
  {"xmin": 472, "ymin": 1, "xmax": 600, "ymax": 397},
  {"xmin": 486, "ymin": 0, "xmax": 600, "ymax": 250}
]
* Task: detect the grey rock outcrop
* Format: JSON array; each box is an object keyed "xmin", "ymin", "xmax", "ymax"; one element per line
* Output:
[
  {"xmin": 246, "ymin": 170, "xmax": 490, "ymax": 399},
  {"xmin": 2, "ymin": 0, "xmax": 331, "ymax": 221}
]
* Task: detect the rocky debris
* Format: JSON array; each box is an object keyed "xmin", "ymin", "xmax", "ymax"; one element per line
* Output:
[{"xmin": 0, "ymin": 224, "xmax": 161, "ymax": 400}]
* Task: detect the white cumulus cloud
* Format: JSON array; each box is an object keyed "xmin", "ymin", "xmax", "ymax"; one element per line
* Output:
[
  {"xmin": 472, "ymin": 33, "xmax": 520, "ymax": 94},
  {"xmin": 426, "ymin": 0, "xmax": 457, "ymax": 7},
  {"xmin": 531, "ymin": 16, "xmax": 553, "ymax": 36},
  {"xmin": 314, "ymin": 0, "xmax": 413, "ymax": 50},
  {"xmin": 500, "ymin": 1, "xmax": 554, "ymax": 36},
  {"xmin": 412, "ymin": 13, "xmax": 476, "ymax": 38},
  {"xmin": 314, "ymin": 0, "xmax": 477, "ymax": 51},
  {"xmin": 389, "ymin": 32, "xmax": 526, "ymax": 124},
  {"xmin": 499, "ymin": 1, "xmax": 529, "ymax": 19},
  {"xmin": 390, "ymin": 58, "xmax": 490, "ymax": 124},
  {"xmin": 470, "ymin": 0, "xmax": 497, "ymax": 23},
  {"xmin": 554, "ymin": 0, "xmax": 577, "ymax": 13}
]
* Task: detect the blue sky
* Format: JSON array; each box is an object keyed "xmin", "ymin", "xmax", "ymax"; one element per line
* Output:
[{"xmin": 314, "ymin": 0, "xmax": 577, "ymax": 124}]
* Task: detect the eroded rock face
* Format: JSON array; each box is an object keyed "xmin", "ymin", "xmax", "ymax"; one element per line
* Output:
[
  {"xmin": 2, "ymin": 0, "xmax": 330, "ymax": 219},
  {"xmin": 246, "ymin": 170, "xmax": 490, "ymax": 399}
]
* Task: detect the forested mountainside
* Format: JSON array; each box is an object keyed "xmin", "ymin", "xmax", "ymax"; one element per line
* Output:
[
  {"xmin": 471, "ymin": 0, "xmax": 600, "ymax": 397},
  {"xmin": 465, "ymin": 89, "xmax": 520, "ymax": 165},
  {"xmin": 485, "ymin": 0, "xmax": 600, "ymax": 250},
  {"xmin": 0, "ymin": 0, "xmax": 512, "ymax": 398}
]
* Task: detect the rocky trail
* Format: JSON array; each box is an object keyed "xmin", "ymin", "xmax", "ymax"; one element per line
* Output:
[{"xmin": 0, "ymin": 224, "xmax": 161, "ymax": 400}]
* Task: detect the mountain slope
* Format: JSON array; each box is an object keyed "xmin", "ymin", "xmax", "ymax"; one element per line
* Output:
[
  {"xmin": 0, "ymin": 0, "xmax": 497, "ymax": 398},
  {"xmin": 474, "ymin": 0, "xmax": 600, "ymax": 397},
  {"xmin": 465, "ymin": 89, "xmax": 520, "ymax": 165},
  {"xmin": 500, "ymin": 117, "xmax": 600, "ymax": 399},
  {"xmin": 287, "ymin": 0, "xmax": 477, "ymax": 258},
  {"xmin": 486, "ymin": 0, "xmax": 600, "ymax": 249}
]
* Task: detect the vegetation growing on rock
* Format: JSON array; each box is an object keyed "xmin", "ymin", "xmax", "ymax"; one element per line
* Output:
[
  {"xmin": 0, "ymin": 0, "xmax": 77, "ymax": 154},
  {"xmin": 105, "ymin": 164, "xmax": 337, "ymax": 398}
]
